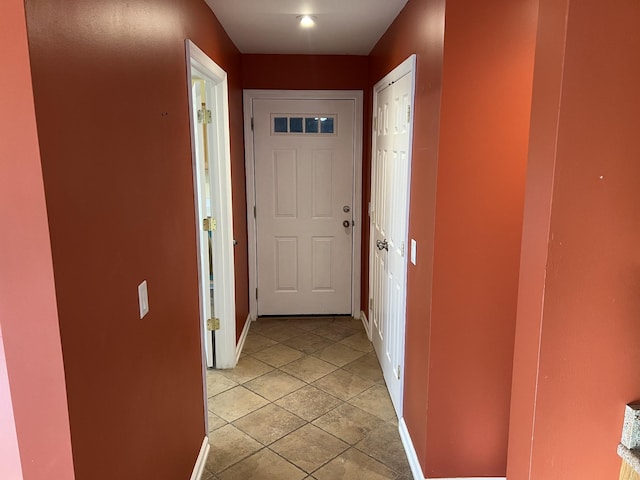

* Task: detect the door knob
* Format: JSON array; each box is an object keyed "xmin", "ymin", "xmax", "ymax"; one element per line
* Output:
[
  {"xmin": 376, "ymin": 239, "xmax": 389, "ymax": 251},
  {"xmin": 343, "ymin": 220, "xmax": 351, "ymax": 228}
]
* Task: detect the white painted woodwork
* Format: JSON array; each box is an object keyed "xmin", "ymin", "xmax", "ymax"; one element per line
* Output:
[
  {"xmin": 204, "ymin": 0, "xmax": 408, "ymax": 55},
  {"xmin": 253, "ymin": 98, "xmax": 355, "ymax": 315},
  {"xmin": 370, "ymin": 55, "xmax": 416, "ymax": 416}
]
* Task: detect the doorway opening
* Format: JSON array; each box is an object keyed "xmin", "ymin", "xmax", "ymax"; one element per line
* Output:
[
  {"xmin": 186, "ymin": 40, "xmax": 237, "ymax": 376},
  {"xmin": 369, "ymin": 55, "xmax": 417, "ymax": 417},
  {"xmin": 243, "ymin": 90, "xmax": 364, "ymax": 321}
]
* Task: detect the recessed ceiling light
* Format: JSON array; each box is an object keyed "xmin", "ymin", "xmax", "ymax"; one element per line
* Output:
[{"xmin": 297, "ymin": 15, "xmax": 316, "ymax": 28}]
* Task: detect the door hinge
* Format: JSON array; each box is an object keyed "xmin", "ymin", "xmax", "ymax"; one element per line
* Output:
[
  {"xmin": 400, "ymin": 241, "xmax": 405, "ymax": 257},
  {"xmin": 198, "ymin": 109, "xmax": 212, "ymax": 124},
  {"xmin": 207, "ymin": 318, "xmax": 220, "ymax": 331},
  {"xmin": 407, "ymin": 105, "xmax": 411, "ymax": 123},
  {"xmin": 397, "ymin": 365, "xmax": 401, "ymax": 380},
  {"xmin": 373, "ymin": 116, "xmax": 377, "ymax": 131},
  {"xmin": 251, "ymin": 117, "xmax": 254, "ymax": 131},
  {"xmin": 253, "ymin": 205, "xmax": 256, "ymax": 218},
  {"xmin": 203, "ymin": 217, "xmax": 217, "ymax": 232},
  {"xmin": 369, "ymin": 298, "xmax": 373, "ymax": 310},
  {"xmin": 255, "ymin": 288, "xmax": 258, "ymax": 300}
]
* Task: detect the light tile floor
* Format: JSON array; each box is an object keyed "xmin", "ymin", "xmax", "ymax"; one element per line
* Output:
[{"xmin": 203, "ymin": 316, "xmax": 412, "ymax": 480}]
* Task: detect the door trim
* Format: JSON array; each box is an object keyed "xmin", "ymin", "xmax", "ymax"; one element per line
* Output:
[
  {"xmin": 243, "ymin": 89, "xmax": 363, "ymax": 320},
  {"xmin": 369, "ymin": 54, "xmax": 417, "ymax": 418},
  {"xmin": 186, "ymin": 40, "xmax": 237, "ymax": 374}
]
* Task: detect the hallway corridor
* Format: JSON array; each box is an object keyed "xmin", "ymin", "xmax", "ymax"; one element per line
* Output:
[{"xmin": 203, "ymin": 317, "xmax": 411, "ymax": 479}]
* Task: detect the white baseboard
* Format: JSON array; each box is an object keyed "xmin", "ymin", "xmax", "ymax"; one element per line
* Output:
[
  {"xmin": 235, "ymin": 314, "xmax": 252, "ymax": 363},
  {"xmin": 399, "ymin": 417, "xmax": 426, "ymax": 480},
  {"xmin": 189, "ymin": 437, "xmax": 210, "ymax": 480},
  {"xmin": 360, "ymin": 310, "xmax": 371, "ymax": 339},
  {"xmin": 398, "ymin": 419, "xmax": 505, "ymax": 480}
]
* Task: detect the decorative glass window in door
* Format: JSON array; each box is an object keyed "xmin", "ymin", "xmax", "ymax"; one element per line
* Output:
[{"xmin": 271, "ymin": 115, "xmax": 336, "ymax": 135}]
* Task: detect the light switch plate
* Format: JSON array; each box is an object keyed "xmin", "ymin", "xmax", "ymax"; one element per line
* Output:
[
  {"xmin": 411, "ymin": 239, "xmax": 417, "ymax": 265},
  {"xmin": 138, "ymin": 280, "xmax": 149, "ymax": 319}
]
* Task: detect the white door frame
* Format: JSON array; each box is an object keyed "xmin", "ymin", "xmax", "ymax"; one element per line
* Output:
[
  {"xmin": 186, "ymin": 40, "xmax": 236, "ymax": 372},
  {"xmin": 369, "ymin": 54, "xmax": 417, "ymax": 418},
  {"xmin": 243, "ymin": 90, "xmax": 363, "ymax": 320}
]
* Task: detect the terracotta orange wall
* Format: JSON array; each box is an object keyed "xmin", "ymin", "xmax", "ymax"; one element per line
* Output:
[
  {"xmin": 23, "ymin": 0, "xmax": 245, "ymax": 478},
  {"xmin": 506, "ymin": 0, "xmax": 569, "ymax": 476},
  {"xmin": 0, "ymin": 322, "xmax": 22, "ymax": 480},
  {"xmin": 241, "ymin": 54, "xmax": 371, "ymax": 312},
  {"xmin": 369, "ymin": 0, "xmax": 446, "ymax": 473},
  {"xmin": 241, "ymin": 54, "xmax": 369, "ymax": 90},
  {"xmin": 0, "ymin": 0, "xmax": 75, "ymax": 478},
  {"xmin": 426, "ymin": 0, "xmax": 538, "ymax": 476},
  {"xmin": 509, "ymin": 0, "xmax": 640, "ymax": 478},
  {"xmin": 370, "ymin": 0, "xmax": 538, "ymax": 476}
]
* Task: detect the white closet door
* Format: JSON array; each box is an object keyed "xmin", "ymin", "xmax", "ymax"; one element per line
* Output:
[{"xmin": 370, "ymin": 68, "xmax": 414, "ymax": 415}]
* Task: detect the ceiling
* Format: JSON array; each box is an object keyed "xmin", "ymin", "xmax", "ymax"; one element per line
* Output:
[{"xmin": 203, "ymin": 0, "xmax": 409, "ymax": 55}]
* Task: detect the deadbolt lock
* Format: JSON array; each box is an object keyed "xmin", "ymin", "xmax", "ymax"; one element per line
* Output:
[{"xmin": 343, "ymin": 205, "xmax": 351, "ymax": 213}]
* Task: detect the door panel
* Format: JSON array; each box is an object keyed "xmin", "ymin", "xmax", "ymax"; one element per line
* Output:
[
  {"xmin": 274, "ymin": 150, "xmax": 298, "ymax": 217},
  {"xmin": 275, "ymin": 237, "xmax": 298, "ymax": 291},
  {"xmin": 253, "ymin": 98, "xmax": 355, "ymax": 315},
  {"xmin": 312, "ymin": 151, "xmax": 333, "ymax": 218},
  {"xmin": 311, "ymin": 237, "xmax": 333, "ymax": 290}
]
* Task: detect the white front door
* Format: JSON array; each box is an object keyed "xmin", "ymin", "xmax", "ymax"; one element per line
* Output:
[
  {"xmin": 252, "ymin": 98, "xmax": 356, "ymax": 316},
  {"xmin": 370, "ymin": 56, "xmax": 415, "ymax": 416}
]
